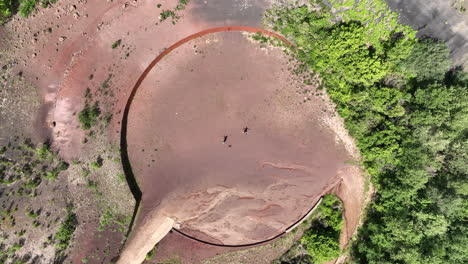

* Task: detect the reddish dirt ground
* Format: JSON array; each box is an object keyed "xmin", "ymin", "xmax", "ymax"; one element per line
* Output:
[
  {"xmin": 127, "ymin": 30, "xmax": 350, "ymax": 246},
  {"xmin": 2, "ymin": 0, "xmax": 370, "ymax": 263}
]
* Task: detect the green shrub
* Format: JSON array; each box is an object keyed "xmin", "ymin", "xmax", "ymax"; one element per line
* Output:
[
  {"xmin": 40, "ymin": 0, "xmax": 56, "ymax": 8},
  {"xmin": 117, "ymin": 173, "xmax": 125, "ymax": 182},
  {"xmin": 87, "ymin": 179, "xmax": 97, "ymax": 189},
  {"xmin": 57, "ymin": 160, "xmax": 69, "ymax": 171},
  {"xmin": 276, "ymin": 195, "xmax": 343, "ymax": 264},
  {"xmin": 19, "ymin": 0, "xmax": 37, "ymax": 17},
  {"xmin": 90, "ymin": 156, "xmax": 103, "ymax": 169},
  {"xmin": 8, "ymin": 243, "xmax": 22, "ymax": 253},
  {"xmin": 0, "ymin": 0, "xmax": 13, "ymax": 24},
  {"xmin": 111, "ymin": 39, "xmax": 121, "ymax": 49},
  {"xmin": 25, "ymin": 209, "xmax": 39, "ymax": 219},
  {"xmin": 54, "ymin": 211, "xmax": 77, "ymax": 250},
  {"xmin": 78, "ymin": 102, "xmax": 100, "ymax": 130},
  {"xmin": 146, "ymin": 246, "xmax": 157, "ymax": 260},
  {"xmin": 160, "ymin": 10, "xmax": 176, "ymax": 21},
  {"xmin": 45, "ymin": 169, "xmax": 59, "ymax": 180},
  {"xmin": 35, "ymin": 144, "xmax": 51, "ymax": 160},
  {"xmin": 301, "ymin": 195, "xmax": 343, "ymax": 263}
]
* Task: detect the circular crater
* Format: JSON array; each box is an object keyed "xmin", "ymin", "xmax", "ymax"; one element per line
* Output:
[{"xmin": 126, "ymin": 29, "xmax": 349, "ymax": 245}]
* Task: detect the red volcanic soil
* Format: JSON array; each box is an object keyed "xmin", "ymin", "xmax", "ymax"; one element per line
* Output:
[
  {"xmin": 2, "ymin": 0, "xmax": 369, "ymax": 262},
  {"xmin": 127, "ymin": 31, "xmax": 351, "ymax": 245}
]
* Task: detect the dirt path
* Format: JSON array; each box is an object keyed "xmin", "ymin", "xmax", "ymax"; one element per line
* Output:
[{"xmin": 117, "ymin": 210, "xmax": 174, "ymax": 264}]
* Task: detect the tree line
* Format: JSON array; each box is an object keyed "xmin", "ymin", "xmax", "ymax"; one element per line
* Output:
[{"xmin": 266, "ymin": 0, "xmax": 467, "ymax": 263}]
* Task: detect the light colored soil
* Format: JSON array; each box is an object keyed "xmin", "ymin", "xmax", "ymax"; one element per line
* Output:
[{"xmin": 117, "ymin": 212, "xmax": 174, "ymax": 264}]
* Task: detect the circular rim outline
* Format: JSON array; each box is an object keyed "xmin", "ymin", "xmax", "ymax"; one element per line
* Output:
[{"xmin": 120, "ymin": 26, "xmax": 327, "ymax": 247}]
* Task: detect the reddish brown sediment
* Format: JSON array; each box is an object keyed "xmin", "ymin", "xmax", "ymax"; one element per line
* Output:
[
  {"xmin": 125, "ymin": 29, "xmax": 351, "ymax": 248},
  {"xmin": 2, "ymin": 1, "xmax": 370, "ymax": 262}
]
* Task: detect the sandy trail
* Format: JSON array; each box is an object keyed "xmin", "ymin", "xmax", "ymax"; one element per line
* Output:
[{"xmin": 117, "ymin": 210, "xmax": 174, "ymax": 264}]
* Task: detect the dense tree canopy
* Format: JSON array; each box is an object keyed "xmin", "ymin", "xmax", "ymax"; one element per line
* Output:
[{"xmin": 266, "ymin": 0, "xmax": 468, "ymax": 263}]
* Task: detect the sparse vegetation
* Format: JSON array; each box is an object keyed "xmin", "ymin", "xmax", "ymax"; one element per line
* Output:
[
  {"xmin": 159, "ymin": 0, "xmax": 189, "ymax": 23},
  {"xmin": 97, "ymin": 207, "xmax": 113, "ymax": 231},
  {"xmin": 117, "ymin": 173, "xmax": 125, "ymax": 182},
  {"xmin": 45, "ymin": 169, "xmax": 59, "ymax": 180}
]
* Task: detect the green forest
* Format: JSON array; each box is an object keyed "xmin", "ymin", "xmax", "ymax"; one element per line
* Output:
[{"xmin": 266, "ymin": 0, "xmax": 467, "ymax": 263}]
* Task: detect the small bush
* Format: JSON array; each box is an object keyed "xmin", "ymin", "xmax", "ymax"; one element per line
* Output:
[
  {"xmin": 117, "ymin": 173, "xmax": 125, "ymax": 182},
  {"xmin": 57, "ymin": 160, "xmax": 69, "ymax": 171},
  {"xmin": 45, "ymin": 169, "xmax": 59, "ymax": 180},
  {"xmin": 54, "ymin": 211, "xmax": 77, "ymax": 250},
  {"xmin": 90, "ymin": 156, "xmax": 103, "ymax": 169},
  {"xmin": 78, "ymin": 102, "xmax": 100, "ymax": 130},
  {"xmin": 25, "ymin": 209, "xmax": 39, "ymax": 219},
  {"xmin": 97, "ymin": 208, "xmax": 113, "ymax": 231},
  {"xmin": 35, "ymin": 144, "xmax": 51, "ymax": 160},
  {"xmin": 160, "ymin": 10, "xmax": 176, "ymax": 21},
  {"xmin": 111, "ymin": 39, "xmax": 121, "ymax": 49},
  {"xmin": 0, "ymin": 0, "xmax": 13, "ymax": 24},
  {"xmin": 146, "ymin": 246, "xmax": 157, "ymax": 260},
  {"xmin": 87, "ymin": 179, "xmax": 97, "ymax": 189},
  {"xmin": 19, "ymin": 0, "xmax": 37, "ymax": 17}
]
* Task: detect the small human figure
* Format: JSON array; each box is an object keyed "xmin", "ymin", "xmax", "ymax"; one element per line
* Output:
[
  {"xmin": 222, "ymin": 135, "xmax": 228, "ymax": 144},
  {"xmin": 243, "ymin": 127, "xmax": 249, "ymax": 134}
]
